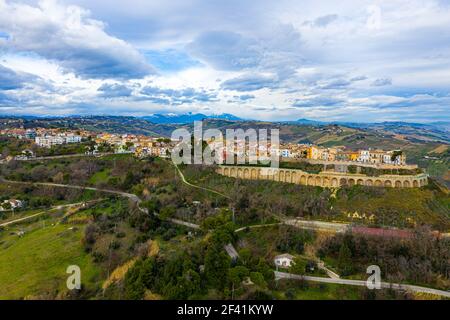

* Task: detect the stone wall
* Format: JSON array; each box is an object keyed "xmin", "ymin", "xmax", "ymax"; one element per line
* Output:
[
  {"xmin": 216, "ymin": 166, "xmax": 428, "ymax": 188},
  {"xmin": 281, "ymin": 157, "xmax": 419, "ymax": 170}
]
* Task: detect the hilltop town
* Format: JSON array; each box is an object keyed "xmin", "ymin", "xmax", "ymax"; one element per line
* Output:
[
  {"xmin": 0, "ymin": 117, "xmax": 448, "ymax": 301},
  {"xmin": 1, "ymin": 0, "xmax": 450, "ymax": 307},
  {"xmin": 0, "ymin": 126, "xmax": 410, "ymax": 168}
]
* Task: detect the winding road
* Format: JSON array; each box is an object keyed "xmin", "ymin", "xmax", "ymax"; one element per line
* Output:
[
  {"xmin": 171, "ymin": 162, "xmax": 231, "ymax": 199},
  {"xmin": 10, "ymin": 152, "xmax": 114, "ymax": 162},
  {"xmin": 274, "ymin": 271, "xmax": 450, "ymax": 298},
  {"xmin": 0, "ymin": 199, "xmax": 103, "ymax": 227},
  {"xmin": 2, "ymin": 175, "xmax": 448, "ymax": 297},
  {"xmin": 1, "ymin": 179, "xmax": 201, "ymax": 230}
]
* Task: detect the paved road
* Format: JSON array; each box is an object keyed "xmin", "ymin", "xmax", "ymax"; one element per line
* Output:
[
  {"xmin": 282, "ymin": 218, "xmax": 450, "ymax": 240},
  {"xmin": 284, "ymin": 218, "xmax": 350, "ymax": 233},
  {"xmin": 9, "ymin": 153, "xmax": 114, "ymax": 162},
  {"xmin": 1, "ymin": 179, "xmax": 201, "ymax": 230},
  {"xmin": 317, "ymin": 260, "xmax": 341, "ymax": 279},
  {"xmin": 3, "ymin": 179, "xmax": 140, "ymax": 199},
  {"xmin": 274, "ymin": 271, "xmax": 450, "ymax": 298},
  {"xmin": 4, "ymin": 179, "xmax": 447, "ymax": 237},
  {"xmin": 234, "ymin": 223, "xmax": 283, "ymax": 233},
  {"xmin": 0, "ymin": 200, "xmax": 102, "ymax": 227},
  {"xmin": 3, "ymin": 179, "xmax": 447, "ymax": 296}
]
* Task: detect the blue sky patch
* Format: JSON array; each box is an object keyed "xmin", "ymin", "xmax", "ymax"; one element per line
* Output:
[
  {"xmin": 144, "ymin": 49, "xmax": 202, "ymax": 73},
  {"xmin": 0, "ymin": 31, "xmax": 10, "ymax": 40}
]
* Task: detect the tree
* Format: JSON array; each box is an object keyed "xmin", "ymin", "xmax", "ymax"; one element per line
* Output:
[
  {"xmin": 52, "ymin": 172, "xmax": 65, "ymax": 184},
  {"xmin": 347, "ymin": 165, "xmax": 357, "ymax": 174},
  {"xmin": 210, "ymin": 223, "xmax": 236, "ymax": 245},
  {"xmin": 250, "ymin": 272, "xmax": 267, "ymax": 288},
  {"xmin": 201, "ymin": 209, "xmax": 232, "ymax": 230},
  {"xmin": 145, "ymin": 198, "xmax": 161, "ymax": 214},
  {"xmin": 204, "ymin": 243, "xmax": 231, "ymax": 289},
  {"xmin": 124, "ymin": 259, "xmax": 147, "ymax": 300},
  {"xmin": 228, "ymin": 266, "xmax": 249, "ymax": 287},
  {"xmin": 337, "ymin": 243, "xmax": 352, "ymax": 275},
  {"xmin": 122, "ymin": 171, "xmax": 137, "ymax": 190},
  {"xmin": 256, "ymin": 258, "xmax": 274, "ymax": 281},
  {"xmin": 238, "ymin": 248, "xmax": 252, "ymax": 266},
  {"xmin": 159, "ymin": 206, "xmax": 176, "ymax": 220},
  {"xmin": 162, "ymin": 268, "xmax": 201, "ymax": 300},
  {"xmin": 391, "ymin": 150, "xmax": 402, "ymax": 162},
  {"xmin": 235, "ymin": 192, "xmax": 250, "ymax": 211}
]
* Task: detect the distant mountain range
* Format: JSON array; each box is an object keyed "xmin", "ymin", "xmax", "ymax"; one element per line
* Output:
[
  {"xmin": 142, "ymin": 113, "xmax": 243, "ymax": 124},
  {"xmin": 1, "ymin": 113, "xmax": 448, "ymax": 143},
  {"xmin": 1, "ymin": 112, "xmax": 448, "ymax": 131},
  {"xmin": 290, "ymin": 118, "xmax": 450, "ymax": 131},
  {"xmin": 140, "ymin": 113, "xmax": 449, "ymax": 132}
]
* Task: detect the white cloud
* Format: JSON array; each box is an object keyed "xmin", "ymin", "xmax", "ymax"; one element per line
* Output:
[
  {"xmin": 0, "ymin": 0, "xmax": 154, "ymax": 79},
  {"xmin": 0, "ymin": 0, "xmax": 450, "ymax": 122}
]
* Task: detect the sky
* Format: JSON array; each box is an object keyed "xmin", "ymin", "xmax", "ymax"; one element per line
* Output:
[{"xmin": 0, "ymin": 0, "xmax": 450, "ymax": 122}]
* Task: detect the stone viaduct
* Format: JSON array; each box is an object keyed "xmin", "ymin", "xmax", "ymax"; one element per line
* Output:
[{"xmin": 216, "ymin": 166, "xmax": 428, "ymax": 188}]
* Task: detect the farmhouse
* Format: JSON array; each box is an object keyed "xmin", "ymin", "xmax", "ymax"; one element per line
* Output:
[{"xmin": 274, "ymin": 254, "xmax": 295, "ymax": 268}]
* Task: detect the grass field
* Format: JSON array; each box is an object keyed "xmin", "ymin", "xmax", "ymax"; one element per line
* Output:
[
  {"xmin": 0, "ymin": 223, "xmax": 101, "ymax": 299},
  {"xmin": 88, "ymin": 169, "xmax": 111, "ymax": 185},
  {"xmin": 334, "ymin": 185, "xmax": 450, "ymax": 230},
  {"xmin": 273, "ymin": 280, "xmax": 363, "ymax": 300}
]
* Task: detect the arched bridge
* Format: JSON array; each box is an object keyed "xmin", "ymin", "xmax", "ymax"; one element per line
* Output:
[{"xmin": 216, "ymin": 166, "xmax": 428, "ymax": 188}]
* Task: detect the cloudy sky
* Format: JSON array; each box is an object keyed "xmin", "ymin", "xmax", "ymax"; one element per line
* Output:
[{"xmin": 0, "ymin": 0, "xmax": 450, "ymax": 122}]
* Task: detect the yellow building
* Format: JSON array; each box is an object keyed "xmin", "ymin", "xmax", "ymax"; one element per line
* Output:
[
  {"xmin": 307, "ymin": 146, "xmax": 338, "ymax": 161},
  {"xmin": 349, "ymin": 152, "xmax": 359, "ymax": 161},
  {"xmin": 336, "ymin": 150, "xmax": 359, "ymax": 161},
  {"xmin": 306, "ymin": 146, "xmax": 321, "ymax": 159}
]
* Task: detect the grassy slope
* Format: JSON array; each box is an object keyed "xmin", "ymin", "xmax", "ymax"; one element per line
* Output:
[
  {"xmin": 88, "ymin": 169, "xmax": 111, "ymax": 185},
  {"xmin": 181, "ymin": 165, "xmax": 450, "ymax": 230},
  {"xmin": 0, "ymin": 224, "xmax": 100, "ymax": 299},
  {"xmin": 273, "ymin": 281, "xmax": 363, "ymax": 300},
  {"xmin": 334, "ymin": 186, "xmax": 450, "ymax": 230}
]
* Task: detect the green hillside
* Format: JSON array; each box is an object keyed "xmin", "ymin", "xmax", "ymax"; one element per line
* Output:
[{"xmin": 0, "ymin": 223, "xmax": 100, "ymax": 299}]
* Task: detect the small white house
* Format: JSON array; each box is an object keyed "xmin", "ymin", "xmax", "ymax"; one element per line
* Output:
[
  {"xmin": 64, "ymin": 135, "xmax": 82, "ymax": 143},
  {"xmin": 274, "ymin": 254, "xmax": 295, "ymax": 268},
  {"xmin": 358, "ymin": 150, "xmax": 370, "ymax": 163},
  {"xmin": 0, "ymin": 199, "xmax": 24, "ymax": 211},
  {"xmin": 115, "ymin": 144, "xmax": 133, "ymax": 154}
]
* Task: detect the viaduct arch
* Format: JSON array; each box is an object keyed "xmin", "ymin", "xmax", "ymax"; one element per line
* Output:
[{"xmin": 216, "ymin": 166, "xmax": 427, "ymax": 188}]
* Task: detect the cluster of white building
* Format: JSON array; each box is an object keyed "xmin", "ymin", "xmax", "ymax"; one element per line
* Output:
[
  {"xmin": 35, "ymin": 134, "xmax": 82, "ymax": 148},
  {"xmin": 95, "ymin": 133, "xmax": 171, "ymax": 157},
  {"xmin": 279, "ymin": 144, "xmax": 407, "ymax": 166},
  {"xmin": 0, "ymin": 128, "xmax": 84, "ymax": 148},
  {"xmin": 205, "ymin": 140, "xmax": 407, "ymax": 166},
  {"xmin": 0, "ymin": 126, "xmax": 407, "ymax": 167}
]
